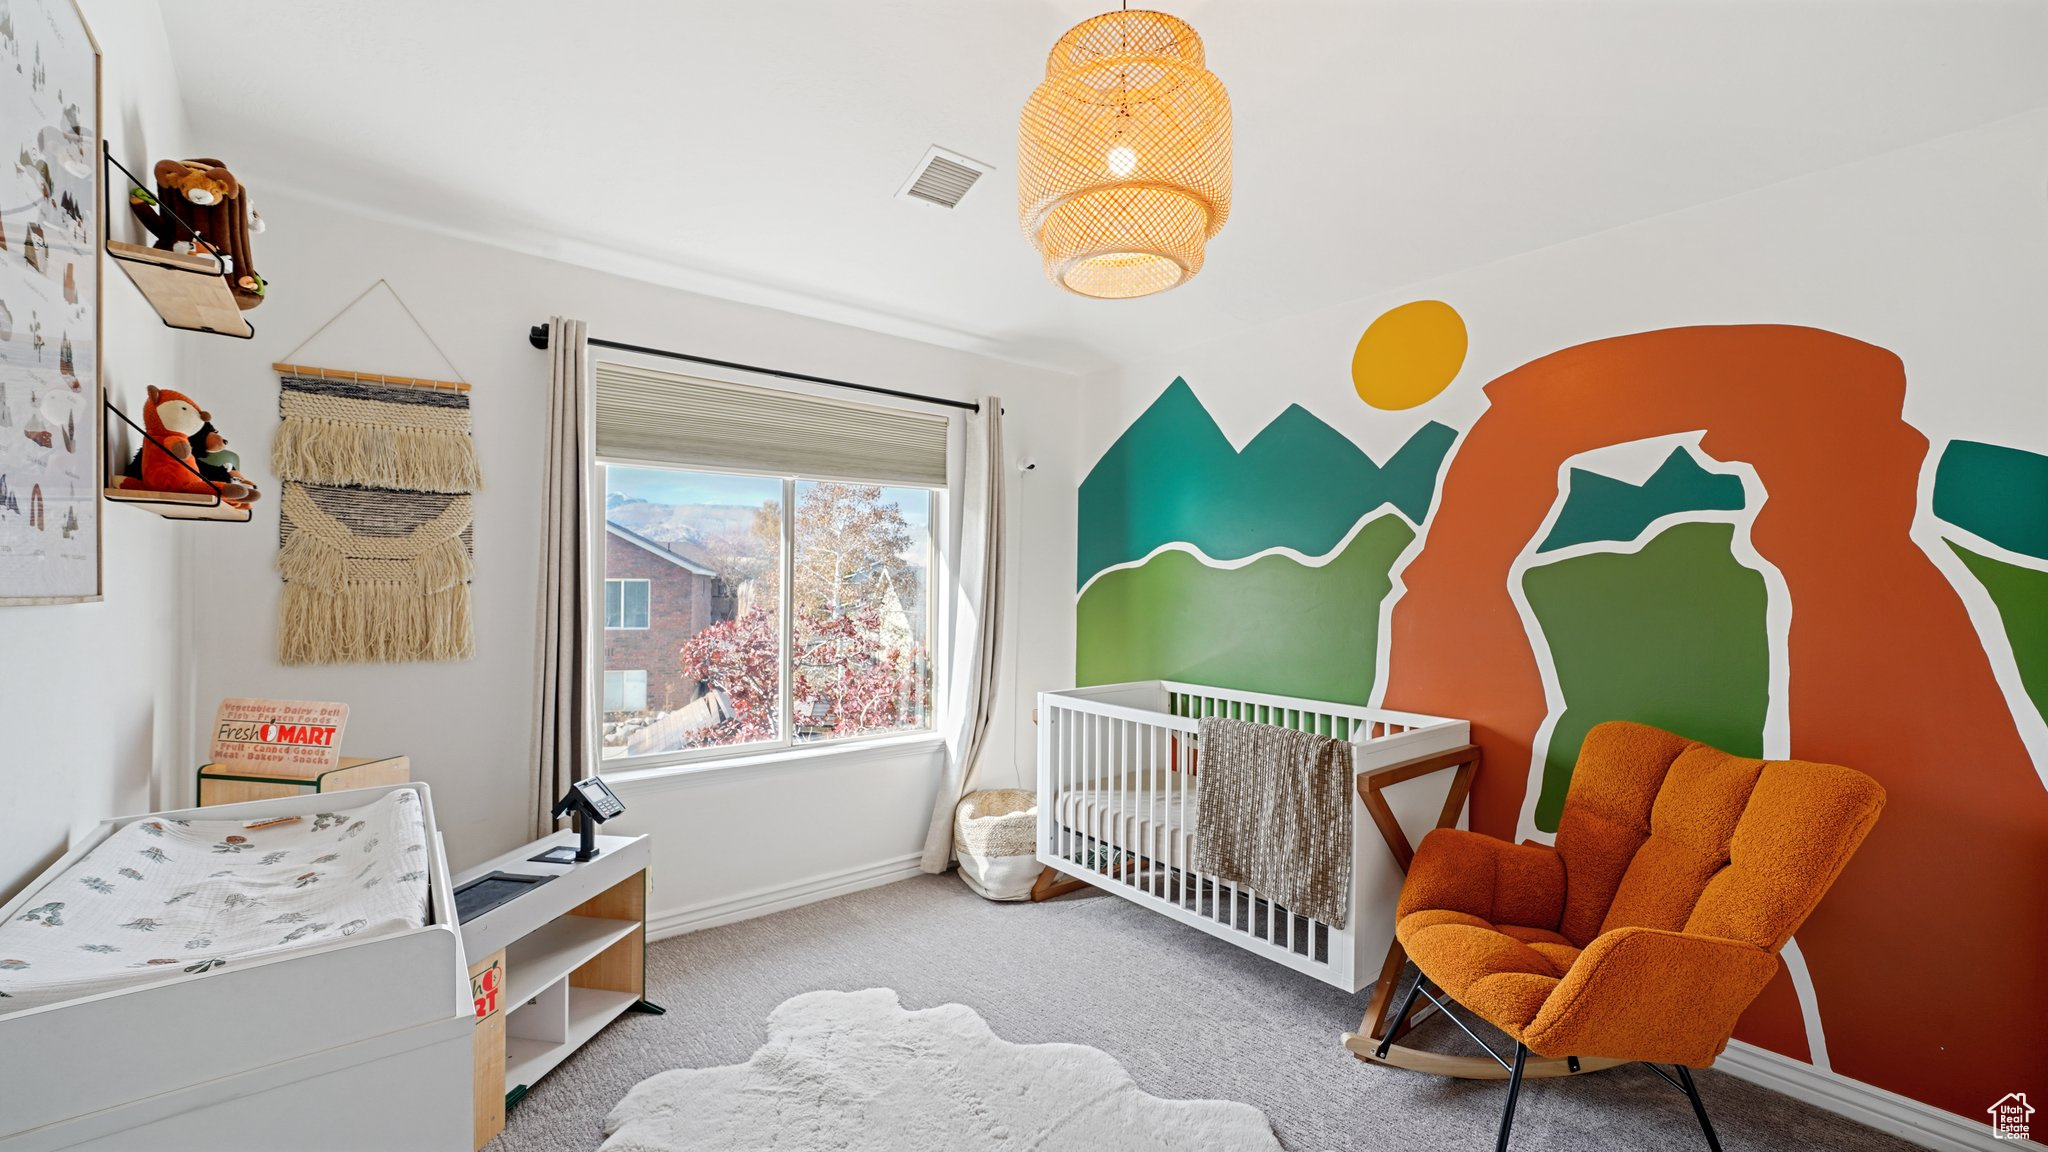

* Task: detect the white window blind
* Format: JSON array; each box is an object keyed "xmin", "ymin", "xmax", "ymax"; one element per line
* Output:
[{"xmin": 594, "ymin": 361, "xmax": 951, "ymax": 487}]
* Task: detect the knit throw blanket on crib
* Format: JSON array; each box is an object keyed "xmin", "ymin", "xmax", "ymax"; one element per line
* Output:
[
  {"xmin": 273, "ymin": 373, "xmax": 482, "ymax": 664},
  {"xmin": 1191, "ymin": 716, "xmax": 1354, "ymax": 929}
]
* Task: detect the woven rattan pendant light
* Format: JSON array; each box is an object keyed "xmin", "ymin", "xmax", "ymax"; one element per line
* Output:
[{"xmin": 1019, "ymin": 8, "xmax": 1232, "ymax": 299}]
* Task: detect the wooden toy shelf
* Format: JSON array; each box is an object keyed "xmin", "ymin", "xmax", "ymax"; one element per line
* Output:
[
  {"xmin": 102, "ymin": 485, "xmax": 251, "ymax": 521},
  {"xmin": 106, "ymin": 240, "xmax": 253, "ymax": 339},
  {"xmin": 102, "ymin": 146, "xmax": 255, "ymax": 340},
  {"xmin": 100, "ymin": 400, "xmax": 253, "ymax": 523}
]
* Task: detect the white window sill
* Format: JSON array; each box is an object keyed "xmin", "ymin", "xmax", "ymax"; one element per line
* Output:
[{"xmin": 600, "ymin": 731, "xmax": 948, "ymax": 796}]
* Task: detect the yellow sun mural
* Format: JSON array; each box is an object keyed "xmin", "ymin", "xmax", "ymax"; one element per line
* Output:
[{"xmin": 1351, "ymin": 300, "xmax": 1467, "ymax": 410}]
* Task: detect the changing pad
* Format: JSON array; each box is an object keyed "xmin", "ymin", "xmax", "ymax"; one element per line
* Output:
[{"xmin": 0, "ymin": 789, "xmax": 429, "ymax": 1016}]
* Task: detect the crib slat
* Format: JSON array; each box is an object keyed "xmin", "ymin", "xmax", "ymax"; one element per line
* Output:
[
  {"xmin": 1181, "ymin": 710, "xmax": 1192, "ymax": 907},
  {"xmin": 1056, "ymin": 701, "xmax": 1073, "ymax": 860},
  {"xmin": 1095, "ymin": 712, "xmax": 1106, "ymax": 856},
  {"xmin": 1080, "ymin": 711, "xmax": 1091, "ymax": 854},
  {"xmin": 1061, "ymin": 705, "xmax": 1072, "ymax": 864},
  {"xmin": 1133, "ymin": 719, "xmax": 1143, "ymax": 888},
  {"xmin": 1148, "ymin": 722, "xmax": 1161, "ymax": 900},
  {"xmin": 1065, "ymin": 706, "xmax": 1075, "ymax": 861},
  {"xmin": 1122, "ymin": 715, "xmax": 1133, "ymax": 889},
  {"xmin": 1091, "ymin": 712, "xmax": 1102, "ymax": 855}
]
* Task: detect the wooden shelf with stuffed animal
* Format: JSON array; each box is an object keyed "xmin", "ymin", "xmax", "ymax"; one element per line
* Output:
[
  {"xmin": 106, "ymin": 153, "xmax": 266, "ymax": 339},
  {"xmin": 103, "ymin": 387, "xmax": 260, "ymax": 523},
  {"xmin": 105, "ymin": 242, "xmax": 253, "ymax": 339}
]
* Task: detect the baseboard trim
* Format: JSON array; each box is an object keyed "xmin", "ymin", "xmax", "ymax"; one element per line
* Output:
[
  {"xmin": 1714, "ymin": 1040, "xmax": 2043, "ymax": 1152},
  {"xmin": 647, "ymin": 852, "xmax": 927, "ymax": 940}
]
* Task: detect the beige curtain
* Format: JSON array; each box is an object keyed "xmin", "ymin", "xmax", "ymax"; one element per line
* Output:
[
  {"xmin": 529, "ymin": 318, "xmax": 597, "ymax": 838},
  {"xmin": 921, "ymin": 397, "xmax": 1006, "ymax": 871}
]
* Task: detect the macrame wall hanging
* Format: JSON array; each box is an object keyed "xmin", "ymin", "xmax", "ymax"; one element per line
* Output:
[{"xmin": 271, "ymin": 280, "xmax": 483, "ymax": 664}]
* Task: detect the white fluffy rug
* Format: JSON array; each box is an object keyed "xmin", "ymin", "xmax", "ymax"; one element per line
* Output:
[{"xmin": 600, "ymin": 988, "xmax": 1283, "ymax": 1151}]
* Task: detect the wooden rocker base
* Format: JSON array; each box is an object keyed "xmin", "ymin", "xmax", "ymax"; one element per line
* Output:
[
  {"xmin": 1031, "ymin": 864, "xmax": 1092, "ymax": 902},
  {"xmin": 1031, "ymin": 856, "xmax": 1141, "ymax": 902},
  {"xmin": 1340, "ymin": 1032, "xmax": 1628, "ymax": 1080},
  {"xmin": 1336, "ymin": 744, "xmax": 1628, "ymax": 1085}
]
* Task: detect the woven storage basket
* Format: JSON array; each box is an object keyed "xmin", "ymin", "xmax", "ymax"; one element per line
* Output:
[{"xmin": 954, "ymin": 789, "xmax": 1040, "ymax": 902}]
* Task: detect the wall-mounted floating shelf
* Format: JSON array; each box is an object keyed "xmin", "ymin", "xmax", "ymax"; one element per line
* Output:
[
  {"xmin": 103, "ymin": 146, "xmax": 256, "ymax": 340},
  {"xmin": 102, "ymin": 486, "xmax": 252, "ymax": 522},
  {"xmin": 101, "ymin": 401, "xmax": 254, "ymax": 523},
  {"xmin": 106, "ymin": 240, "xmax": 254, "ymax": 339}
]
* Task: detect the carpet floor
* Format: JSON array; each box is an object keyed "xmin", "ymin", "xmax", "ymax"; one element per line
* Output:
[{"xmin": 488, "ymin": 873, "xmax": 1923, "ymax": 1152}]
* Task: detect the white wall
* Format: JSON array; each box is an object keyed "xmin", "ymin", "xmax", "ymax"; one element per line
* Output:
[
  {"xmin": 1082, "ymin": 109, "xmax": 2048, "ymax": 463},
  {"xmin": 0, "ymin": 0, "xmax": 196, "ymax": 901},
  {"xmin": 181, "ymin": 185, "xmax": 1080, "ymax": 919}
]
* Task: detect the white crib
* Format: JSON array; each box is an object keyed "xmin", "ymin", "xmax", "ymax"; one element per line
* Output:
[{"xmin": 1036, "ymin": 681, "xmax": 1472, "ymax": 993}]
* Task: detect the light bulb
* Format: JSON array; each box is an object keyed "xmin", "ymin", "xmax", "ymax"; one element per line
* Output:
[{"xmin": 1106, "ymin": 145, "xmax": 1138, "ymax": 177}]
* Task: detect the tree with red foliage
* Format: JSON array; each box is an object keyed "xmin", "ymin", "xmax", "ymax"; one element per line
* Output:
[
  {"xmin": 677, "ymin": 483, "xmax": 929, "ymax": 747},
  {"xmin": 677, "ymin": 606, "xmax": 781, "ymax": 745}
]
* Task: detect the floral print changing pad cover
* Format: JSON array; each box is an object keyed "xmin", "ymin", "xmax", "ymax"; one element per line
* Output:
[{"xmin": 0, "ymin": 789, "xmax": 430, "ymax": 1015}]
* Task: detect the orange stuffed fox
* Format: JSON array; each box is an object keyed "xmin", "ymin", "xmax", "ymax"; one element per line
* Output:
[{"xmin": 124, "ymin": 385, "xmax": 257, "ymax": 506}]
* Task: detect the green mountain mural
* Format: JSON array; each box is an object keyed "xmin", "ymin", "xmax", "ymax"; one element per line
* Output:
[
  {"xmin": 1933, "ymin": 439, "xmax": 2048, "ymax": 726},
  {"xmin": 1078, "ymin": 379, "xmax": 1454, "ymax": 588},
  {"xmin": 1075, "ymin": 513, "xmax": 1416, "ymax": 705},
  {"xmin": 1948, "ymin": 542, "xmax": 2048, "ymax": 725},
  {"xmin": 1934, "ymin": 440, "xmax": 2048, "ymax": 559},
  {"xmin": 1539, "ymin": 447, "xmax": 1746, "ymax": 552},
  {"xmin": 1524, "ymin": 521, "xmax": 1770, "ymax": 832}
]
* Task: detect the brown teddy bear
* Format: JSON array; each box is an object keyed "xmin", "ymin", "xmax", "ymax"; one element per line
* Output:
[
  {"xmin": 153, "ymin": 159, "xmax": 238, "ymax": 206},
  {"xmin": 128, "ymin": 157, "xmax": 266, "ymax": 310}
]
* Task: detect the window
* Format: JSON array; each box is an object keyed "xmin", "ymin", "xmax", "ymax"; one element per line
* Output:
[
  {"xmin": 597, "ymin": 464, "xmax": 936, "ymax": 766},
  {"xmin": 591, "ymin": 362, "xmax": 949, "ymax": 769},
  {"xmin": 603, "ymin": 670, "xmax": 648, "ymax": 712},
  {"xmin": 604, "ymin": 579, "xmax": 651, "ymax": 630},
  {"xmin": 789, "ymin": 480, "xmax": 933, "ymax": 740}
]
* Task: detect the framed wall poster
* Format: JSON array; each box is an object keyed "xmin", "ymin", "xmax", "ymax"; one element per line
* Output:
[{"xmin": 0, "ymin": 0, "xmax": 100, "ymax": 605}]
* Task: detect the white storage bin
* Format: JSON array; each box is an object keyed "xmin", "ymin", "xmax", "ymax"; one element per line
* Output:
[{"xmin": 955, "ymin": 789, "xmax": 1040, "ymax": 901}]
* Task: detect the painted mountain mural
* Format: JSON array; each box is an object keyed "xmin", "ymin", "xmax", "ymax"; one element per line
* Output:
[
  {"xmin": 1525, "ymin": 521, "xmax": 1770, "ymax": 831},
  {"xmin": 1077, "ymin": 514, "xmax": 1414, "ymax": 705},
  {"xmin": 1077, "ymin": 379, "xmax": 1453, "ymax": 588},
  {"xmin": 1075, "ymin": 380, "xmax": 1453, "ymax": 705},
  {"xmin": 1077, "ymin": 317, "xmax": 2048, "ymax": 1123},
  {"xmin": 1933, "ymin": 439, "xmax": 2048, "ymax": 724},
  {"xmin": 1538, "ymin": 447, "xmax": 1746, "ymax": 553},
  {"xmin": 1523, "ymin": 447, "xmax": 1767, "ymax": 830}
]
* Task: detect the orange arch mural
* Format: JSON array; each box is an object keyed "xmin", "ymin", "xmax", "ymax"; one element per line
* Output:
[{"xmin": 1383, "ymin": 324, "xmax": 2048, "ymax": 1114}]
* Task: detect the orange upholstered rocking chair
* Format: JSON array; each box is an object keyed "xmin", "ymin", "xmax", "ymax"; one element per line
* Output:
[{"xmin": 1372, "ymin": 721, "xmax": 1884, "ymax": 1150}]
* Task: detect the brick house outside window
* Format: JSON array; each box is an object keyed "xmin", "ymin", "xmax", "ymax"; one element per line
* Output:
[{"xmin": 604, "ymin": 521, "xmax": 723, "ymax": 714}]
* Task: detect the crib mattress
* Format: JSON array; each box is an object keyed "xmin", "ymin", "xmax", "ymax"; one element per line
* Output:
[
  {"xmin": 0, "ymin": 790, "xmax": 430, "ymax": 1016},
  {"xmin": 1055, "ymin": 787, "xmax": 1199, "ymax": 867}
]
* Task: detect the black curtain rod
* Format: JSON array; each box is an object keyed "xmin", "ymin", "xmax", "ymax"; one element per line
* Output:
[{"xmin": 528, "ymin": 324, "xmax": 980, "ymax": 413}]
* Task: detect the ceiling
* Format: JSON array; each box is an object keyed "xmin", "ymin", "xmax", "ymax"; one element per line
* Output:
[{"xmin": 158, "ymin": 1, "xmax": 2048, "ymax": 373}]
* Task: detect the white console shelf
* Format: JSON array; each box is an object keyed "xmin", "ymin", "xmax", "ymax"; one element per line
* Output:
[
  {"xmin": 455, "ymin": 830, "xmax": 654, "ymax": 1150},
  {"xmin": 509, "ymin": 988, "xmax": 640, "ymax": 1088},
  {"xmin": 505, "ymin": 913, "xmax": 641, "ymax": 1008}
]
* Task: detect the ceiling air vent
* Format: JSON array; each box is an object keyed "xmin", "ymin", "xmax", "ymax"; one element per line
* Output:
[{"xmin": 896, "ymin": 146, "xmax": 993, "ymax": 209}]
